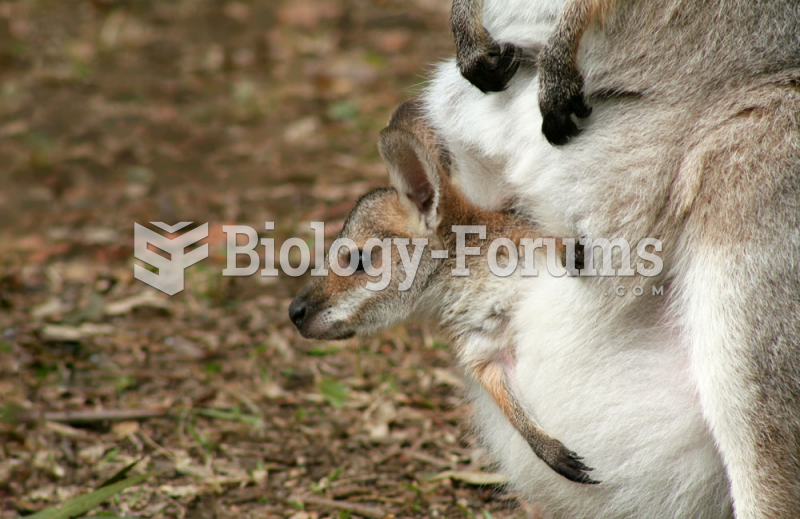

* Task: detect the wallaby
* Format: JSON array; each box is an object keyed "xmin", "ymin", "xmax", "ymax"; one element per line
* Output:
[
  {"xmin": 289, "ymin": 100, "xmax": 597, "ymax": 485},
  {"xmin": 427, "ymin": 0, "xmax": 800, "ymax": 516}
]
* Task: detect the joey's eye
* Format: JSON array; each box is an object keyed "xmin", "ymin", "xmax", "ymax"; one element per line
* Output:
[{"xmin": 355, "ymin": 250, "xmax": 365, "ymax": 272}]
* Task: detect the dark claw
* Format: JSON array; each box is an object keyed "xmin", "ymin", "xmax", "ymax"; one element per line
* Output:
[
  {"xmin": 538, "ymin": 44, "xmax": 592, "ymax": 145},
  {"xmin": 570, "ymin": 95, "xmax": 592, "ymax": 119},
  {"xmin": 549, "ymin": 449, "xmax": 601, "ymax": 485},
  {"xmin": 541, "ymin": 109, "xmax": 579, "ymax": 146},
  {"xmin": 460, "ymin": 42, "xmax": 521, "ymax": 94},
  {"xmin": 541, "ymin": 92, "xmax": 591, "ymax": 145}
]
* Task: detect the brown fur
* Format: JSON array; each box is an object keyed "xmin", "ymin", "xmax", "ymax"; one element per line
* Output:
[{"xmin": 472, "ymin": 358, "xmax": 593, "ymax": 482}]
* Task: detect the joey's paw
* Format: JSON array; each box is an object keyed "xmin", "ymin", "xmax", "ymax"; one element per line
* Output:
[
  {"xmin": 459, "ymin": 39, "xmax": 521, "ymax": 93},
  {"xmin": 547, "ymin": 447, "xmax": 600, "ymax": 485},
  {"xmin": 538, "ymin": 59, "xmax": 592, "ymax": 145}
]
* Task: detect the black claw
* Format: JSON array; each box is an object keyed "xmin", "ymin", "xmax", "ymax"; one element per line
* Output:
[
  {"xmin": 539, "ymin": 65, "xmax": 592, "ymax": 145},
  {"xmin": 548, "ymin": 448, "xmax": 600, "ymax": 485},
  {"xmin": 553, "ymin": 461, "xmax": 601, "ymax": 485},
  {"xmin": 570, "ymin": 94, "xmax": 592, "ymax": 119},
  {"xmin": 572, "ymin": 461, "xmax": 592, "ymax": 472},
  {"xmin": 541, "ymin": 94, "xmax": 589, "ymax": 145},
  {"xmin": 541, "ymin": 111, "xmax": 579, "ymax": 146},
  {"xmin": 460, "ymin": 43, "xmax": 521, "ymax": 94},
  {"xmin": 541, "ymin": 91, "xmax": 590, "ymax": 145}
]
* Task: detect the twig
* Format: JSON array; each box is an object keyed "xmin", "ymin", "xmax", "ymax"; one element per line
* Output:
[
  {"xmin": 373, "ymin": 444, "xmax": 402, "ymax": 464},
  {"xmin": 137, "ymin": 428, "xmax": 177, "ymax": 461},
  {"xmin": 217, "ymin": 384, "xmax": 262, "ymax": 417},
  {"xmin": 409, "ymin": 450, "xmax": 454, "ymax": 469},
  {"xmin": 17, "ymin": 408, "xmax": 168, "ymax": 424},
  {"xmin": 76, "ymin": 369, "xmax": 189, "ymax": 381},
  {"xmin": 290, "ymin": 495, "xmax": 388, "ymax": 519},
  {"xmin": 44, "ymin": 421, "xmax": 91, "ymax": 439},
  {"xmin": 328, "ymin": 474, "xmax": 380, "ymax": 487},
  {"xmin": 354, "ymin": 496, "xmax": 408, "ymax": 505},
  {"xmin": 360, "ymin": 393, "xmax": 387, "ymax": 423},
  {"xmin": 225, "ymin": 488, "xmax": 280, "ymax": 507}
]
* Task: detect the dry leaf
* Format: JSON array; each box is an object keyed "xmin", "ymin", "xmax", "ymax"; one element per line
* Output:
[
  {"xmin": 158, "ymin": 484, "xmax": 199, "ymax": 499},
  {"xmin": 428, "ymin": 470, "xmax": 509, "ymax": 486},
  {"xmin": 105, "ymin": 292, "xmax": 171, "ymax": 316},
  {"xmin": 112, "ymin": 421, "xmax": 140, "ymax": 439}
]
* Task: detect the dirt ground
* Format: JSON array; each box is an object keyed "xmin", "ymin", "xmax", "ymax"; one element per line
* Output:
[{"xmin": 0, "ymin": 1, "xmax": 533, "ymax": 517}]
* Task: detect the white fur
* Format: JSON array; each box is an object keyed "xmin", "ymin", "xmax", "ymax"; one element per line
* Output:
[
  {"xmin": 422, "ymin": 31, "xmax": 732, "ymax": 519},
  {"xmin": 483, "ymin": 0, "xmax": 563, "ymax": 50},
  {"xmin": 471, "ymin": 271, "xmax": 730, "ymax": 518}
]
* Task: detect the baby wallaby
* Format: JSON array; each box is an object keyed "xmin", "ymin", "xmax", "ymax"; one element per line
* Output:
[{"xmin": 289, "ymin": 100, "xmax": 598, "ymax": 485}]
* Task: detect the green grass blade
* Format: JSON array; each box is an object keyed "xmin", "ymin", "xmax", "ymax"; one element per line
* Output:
[
  {"xmin": 194, "ymin": 407, "xmax": 263, "ymax": 426},
  {"xmin": 25, "ymin": 472, "xmax": 156, "ymax": 519},
  {"xmin": 96, "ymin": 458, "xmax": 141, "ymax": 489}
]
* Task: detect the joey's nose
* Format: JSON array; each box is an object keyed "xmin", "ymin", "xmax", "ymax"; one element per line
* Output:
[{"xmin": 288, "ymin": 297, "xmax": 307, "ymax": 328}]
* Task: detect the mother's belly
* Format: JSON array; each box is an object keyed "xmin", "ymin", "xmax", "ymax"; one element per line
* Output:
[{"xmin": 471, "ymin": 275, "xmax": 730, "ymax": 518}]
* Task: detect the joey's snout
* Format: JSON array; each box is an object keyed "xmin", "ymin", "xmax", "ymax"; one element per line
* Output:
[
  {"xmin": 288, "ymin": 285, "xmax": 317, "ymax": 338},
  {"xmin": 289, "ymin": 283, "xmax": 356, "ymax": 341},
  {"xmin": 288, "ymin": 296, "xmax": 307, "ymax": 329}
]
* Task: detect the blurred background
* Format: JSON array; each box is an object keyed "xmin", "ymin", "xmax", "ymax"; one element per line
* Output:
[{"xmin": 0, "ymin": 1, "xmax": 528, "ymax": 517}]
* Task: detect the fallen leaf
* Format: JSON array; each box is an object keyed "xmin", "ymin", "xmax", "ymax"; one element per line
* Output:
[
  {"xmin": 158, "ymin": 484, "xmax": 199, "ymax": 499},
  {"xmin": 77, "ymin": 444, "xmax": 107, "ymax": 464},
  {"xmin": 39, "ymin": 323, "xmax": 114, "ymax": 343},
  {"xmin": 105, "ymin": 292, "xmax": 171, "ymax": 316},
  {"xmin": 427, "ymin": 470, "xmax": 508, "ymax": 486},
  {"xmin": 31, "ymin": 298, "xmax": 67, "ymax": 319},
  {"xmin": 111, "ymin": 421, "xmax": 140, "ymax": 439}
]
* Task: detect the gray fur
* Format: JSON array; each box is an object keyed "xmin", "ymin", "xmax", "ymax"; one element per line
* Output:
[{"xmin": 432, "ymin": 0, "xmax": 800, "ymax": 515}]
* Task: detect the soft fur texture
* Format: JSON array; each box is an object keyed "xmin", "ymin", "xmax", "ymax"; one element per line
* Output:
[
  {"xmin": 291, "ymin": 103, "xmax": 604, "ymax": 487},
  {"xmin": 424, "ymin": 0, "xmax": 800, "ymax": 517},
  {"xmin": 425, "ymin": 61, "xmax": 734, "ymax": 518}
]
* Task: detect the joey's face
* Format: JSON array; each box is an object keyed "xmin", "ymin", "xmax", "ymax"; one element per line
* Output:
[
  {"xmin": 291, "ymin": 106, "xmax": 449, "ymax": 341},
  {"xmin": 289, "ymin": 188, "xmax": 440, "ymax": 341}
]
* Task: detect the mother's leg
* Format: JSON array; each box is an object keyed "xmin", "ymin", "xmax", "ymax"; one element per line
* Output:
[{"xmin": 676, "ymin": 87, "xmax": 800, "ymax": 518}]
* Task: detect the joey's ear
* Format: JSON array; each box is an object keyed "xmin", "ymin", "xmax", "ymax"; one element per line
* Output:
[{"xmin": 378, "ymin": 125, "xmax": 441, "ymax": 228}]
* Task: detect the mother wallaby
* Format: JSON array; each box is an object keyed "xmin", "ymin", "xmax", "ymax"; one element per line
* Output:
[{"xmin": 428, "ymin": 0, "xmax": 800, "ymax": 517}]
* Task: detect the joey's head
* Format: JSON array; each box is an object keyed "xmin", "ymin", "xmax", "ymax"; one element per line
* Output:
[{"xmin": 289, "ymin": 102, "xmax": 457, "ymax": 340}]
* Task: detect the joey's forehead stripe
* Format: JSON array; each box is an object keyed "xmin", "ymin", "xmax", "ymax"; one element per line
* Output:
[
  {"xmin": 334, "ymin": 230, "xmax": 410, "ymax": 244},
  {"xmin": 340, "ymin": 187, "xmax": 397, "ymax": 234},
  {"xmin": 357, "ymin": 229, "xmax": 403, "ymax": 241}
]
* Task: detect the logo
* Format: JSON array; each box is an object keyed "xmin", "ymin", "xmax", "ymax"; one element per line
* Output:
[
  {"xmin": 131, "ymin": 221, "xmax": 665, "ymax": 296},
  {"xmin": 133, "ymin": 222, "xmax": 209, "ymax": 295}
]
